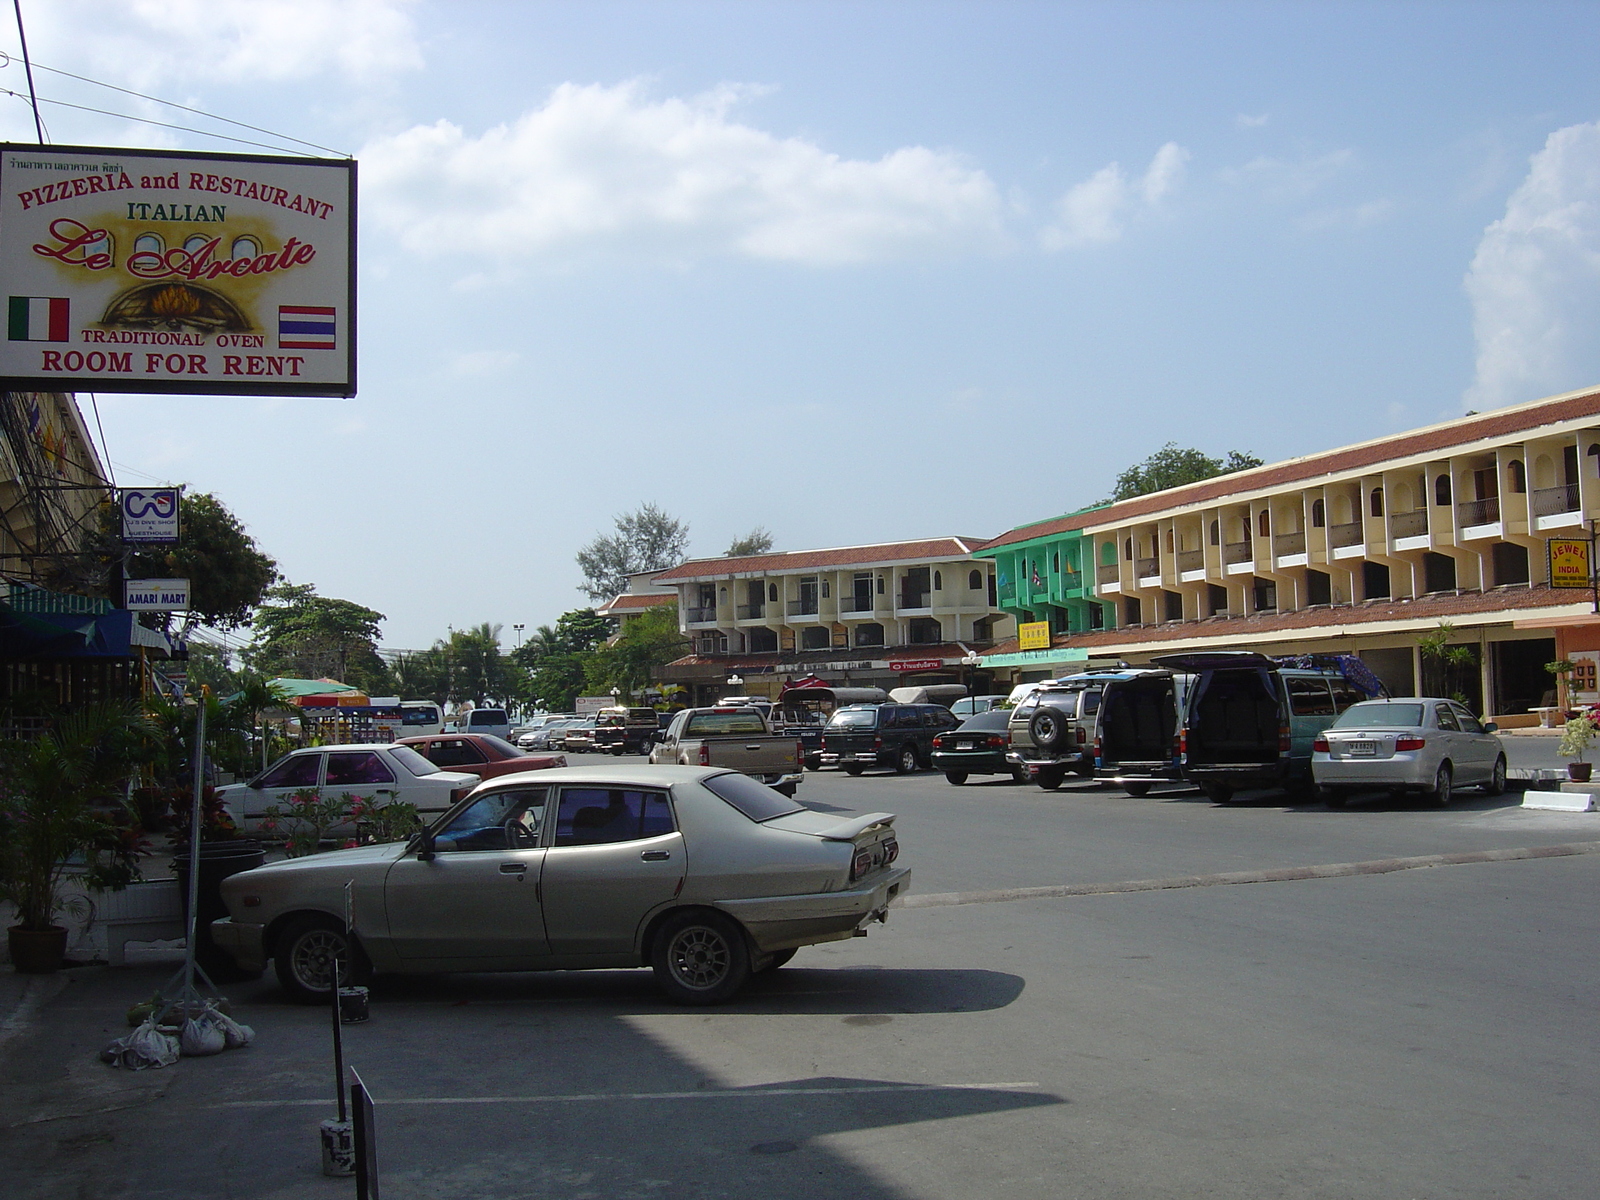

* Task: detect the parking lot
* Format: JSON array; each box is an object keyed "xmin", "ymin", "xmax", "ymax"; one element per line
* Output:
[{"xmin": 3, "ymin": 761, "xmax": 1598, "ymax": 1199}]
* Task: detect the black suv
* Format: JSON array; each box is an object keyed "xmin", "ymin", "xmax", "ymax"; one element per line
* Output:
[{"xmin": 821, "ymin": 703, "xmax": 961, "ymax": 774}]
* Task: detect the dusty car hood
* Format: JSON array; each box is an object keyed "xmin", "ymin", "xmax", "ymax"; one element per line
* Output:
[
  {"xmin": 239, "ymin": 842, "xmax": 410, "ymax": 878},
  {"xmin": 763, "ymin": 810, "xmax": 895, "ymax": 840}
]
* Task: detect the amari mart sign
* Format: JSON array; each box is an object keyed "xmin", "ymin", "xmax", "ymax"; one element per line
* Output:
[{"xmin": 0, "ymin": 143, "xmax": 354, "ymax": 397}]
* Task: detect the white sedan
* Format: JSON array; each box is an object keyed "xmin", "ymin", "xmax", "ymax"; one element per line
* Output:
[
  {"xmin": 1312, "ymin": 698, "xmax": 1507, "ymax": 806},
  {"xmin": 217, "ymin": 743, "xmax": 481, "ymax": 829}
]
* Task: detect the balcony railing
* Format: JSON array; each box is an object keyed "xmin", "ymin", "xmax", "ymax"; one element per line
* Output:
[
  {"xmin": 839, "ymin": 595, "xmax": 876, "ymax": 613},
  {"xmin": 684, "ymin": 606, "xmax": 716, "ymax": 623},
  {"xmin": 1457, "ymin": 497, "xmax": 1500, "ymax": 526},
  {"xmin": 1533, "ymin": 483, "xmax": 1580, "ymax": 517},
  {"xmin": 786, "ymin": 600, "xmax": 819, "ymax": 616},
  {"xmin": 1389, "ymin": 509, "xmax": 1427, "ymax": 538},
  {"xmin": 1223, "ymin": 541, "xmax": 1252, "ymax": 564},
  {"xmin": 898, "ymin": 591, "xmax": 930, "ymax": 610},
  {"xmin": 997, "ymin": 584, "xmax": 1017, "ymax": 605},
  {"xmin": 1329, "ymin": 521, "xmax": 1363, "ymax": 548},
  {"xmin": 1135, "ymin": 557, "xmax": 1159, "ymax": 579},
  {"xmin": 1097, "ymin": 563, "xmax": 1120, "ymax": 584},
  {"xmin": 1177, "ymin": 549, "xmax": 1204, "ymax": 572},
  {"xmin": 1273, "ymin": 531, "xmax": 1306, "ymax": 556},
  {"xmin": 1060, "ymin": 570, "xmax": 1083, "ymax": 593},
  {"xmin": 735, "ymin": 604, "xmax": 764, "ymax": 620}
]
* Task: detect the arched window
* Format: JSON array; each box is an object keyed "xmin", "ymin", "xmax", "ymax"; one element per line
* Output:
[
  {"xmin": 82, "ymin": 230, "xmax": 113, "ymax": 261},
  {"xmin": 968, "ymin": 569, "xmax": 981, "ymax": 590},
  {"xmin": 184, "ymin": 234, "xmax": 209, "ymax": 254},
  {"xmin": 933, "ymin": 571, "xmax": 942, "ymax": 591},
  {"xmin": 1123, "ymin": 537, "xmax": 1133, "ymax": 561},
  {"xmin": 231, "ymin": 236, "xmax": 260, "ymax": 261},
  {"xmin": 1257, "ymin": 510, "xmax": 1270, "ymax": 537},
  {"xmin": 1165, "ymin": 529, "xmax": 1175, "ymax": 553},
  {"xmin": 133, "ymin": 233, "xmax": 164, "ymax": 256},
  {"xmin": 1508, "ymin": 460, "xmax": 1526, "ymax": 493},
  {"xmin": 1311, "ymin": 499, "xmax": 1325, "ymax": 528},
  {"xmin": 1435, "ymin": 474, "xmax": 1451, "ymax": 506},
  {"xmin": 1370, "ymin": 487, "xmax": 1384, "ymax": 517},
  {"xmin": 768, "ymin": 583, "xmax": 778, "ymax": 602},
  {"xmin": 1209, "ymin": 520, "xmax": 1220, "ymax": 546},
  {"xmin": 1051, "ymin": 552, "xmax": 1059, "ymax": 572}
]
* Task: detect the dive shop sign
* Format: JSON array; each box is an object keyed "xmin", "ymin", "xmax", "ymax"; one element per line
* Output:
[{"xmin": 0, "ymin": 144, "xmax": 354, "ymax": 397}]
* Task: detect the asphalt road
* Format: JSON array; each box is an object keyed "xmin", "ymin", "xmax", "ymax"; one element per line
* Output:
[{"xmin": 2, "ymin": 757, "xmax": 1596, "ymax": 1199}]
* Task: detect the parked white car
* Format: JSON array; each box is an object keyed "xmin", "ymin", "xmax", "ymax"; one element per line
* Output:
[
  {"xmin": 1312, "ymin": 698, "xmax": 1507, "ymax": 806},
  {"xmin": 217, "ymin": 744, "xmax": 481, "ymax": 829}
]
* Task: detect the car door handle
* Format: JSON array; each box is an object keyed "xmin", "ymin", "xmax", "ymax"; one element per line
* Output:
[
  {"xmin": 640, "ymin": 850, "xmax": 671, "ymax": 861},
  {"xmin": 745, "ymin": 744, "xmax": 762, "ymax": 751},
  {"xmin": 499, "ymin": 862, "xmax": 526, "ymax": 874}
]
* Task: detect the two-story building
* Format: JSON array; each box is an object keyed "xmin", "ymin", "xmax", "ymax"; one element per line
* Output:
[
  {"xmin": 650, "ymin": 538, "xmax": 1013, "ymax": 704},
  {"xmin": 979, "ymin": 383, "xmax": 1600, "ymax": 721}
]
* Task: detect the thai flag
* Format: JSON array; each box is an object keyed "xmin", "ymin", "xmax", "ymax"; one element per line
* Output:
[
  {"xmin": 278, "ymin": 305, "xmax": 336, "ymax": 350},
  {"xmin": 8, "ymin": 297, "xmax": 69, "ymax": 342}
]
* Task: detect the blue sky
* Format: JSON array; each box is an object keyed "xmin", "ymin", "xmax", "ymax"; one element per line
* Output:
[{"xmin": 6, "ymin": 1, "xmax": 1600, "ymax": 649}]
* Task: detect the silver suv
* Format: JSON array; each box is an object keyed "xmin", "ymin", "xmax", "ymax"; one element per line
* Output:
[{"xmin": 1006, "ymin": 673, "xmax": 1112, "ymax": 790}]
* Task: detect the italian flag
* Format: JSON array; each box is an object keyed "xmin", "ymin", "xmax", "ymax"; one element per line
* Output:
[{"xmin": 8, "ymin": 296, "xmax": 69, "ymax": 343}]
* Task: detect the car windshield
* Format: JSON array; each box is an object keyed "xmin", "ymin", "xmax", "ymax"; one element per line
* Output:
[
  {"xmin": 388, "ymin": 745, "xmax": 441, "ymax": 775},
  {"xmin": 702, "ymin": 771, "xmax": 805, "ymax": 821},
  {"xmin": 479, "ymin": 734, "xmax": 524, "ymax": 757},
  {"xmin": 957, "ymin": 710, "xmax": 1010, "ymax": 732},
  {"xmin": 467, "ymin": 711, "xmax": 508, "ymax": 726},
  {"xmin": 1333, "ymin": 702, "xmax": 1425, "ymax": 729},
  {"xmin": 827, "ymin": 708, "xmax": 878, "ymax": 728},
  {"xmin": 684, "ymin": 712, "xmax": 767, "ymax": 735}
]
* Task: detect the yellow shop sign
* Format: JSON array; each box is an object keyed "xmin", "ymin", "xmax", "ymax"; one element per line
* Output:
[
  {"xmin": 1017, "ymin": 620, "xmax": 1051, "ymax": 650},
  {"xmin": 1548, "ymin": 537, "xmax": 1591, "ymax": 589}
]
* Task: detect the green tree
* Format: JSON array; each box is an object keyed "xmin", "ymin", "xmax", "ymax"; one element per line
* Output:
[
  {"xmin": 122, "ymin": 491, "xmax": 278, "ymax": 630},
  {"xmin": 1110, "ymin": 444, "xmax": 1264, "ymax": 501},
  {"xmin": 243, "ymin": 582, "xmax": 390, "ymax": 692},
  {"xmin": 576, "ymin": 503, "xmax": 690, "ymax": 601},
  {"xmin": 391, "ymin": 647, "xmax": 452, "ymax": 707},
  {"xmin": 583, "ymin": 603, "xmax": 688, "ymax": 700},
  {"xmin": 727, "ymin": 527, "xmax": 774, "ymax": 557},
  {"xmin": 516, "ymin": 608, "xmax": 617, "ymax": 711},
  {"xmin": 443, "ymin": 622, "xmax": 509, "ymax": 706}
]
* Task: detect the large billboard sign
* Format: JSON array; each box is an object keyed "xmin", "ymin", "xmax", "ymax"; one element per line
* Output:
[
  {"xmin": 0, "ymin": 144, "xmax": 354, "ymax": 397},
  {"xmin": 119, "ymin": 486, "xmax": 180, "ymax": 543}
]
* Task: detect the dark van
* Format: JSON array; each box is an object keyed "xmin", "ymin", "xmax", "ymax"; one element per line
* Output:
[
  {"xmin": 821, "ymin": 703, "xmax": 960, "ymax": 775},
  {"xmin": 1151, "ymin": 651, "xmax": 1380, "ymax": 803},
  {"xmin": 1092, "ymin": 669, "xmax": 1194, "ymax": 795}
]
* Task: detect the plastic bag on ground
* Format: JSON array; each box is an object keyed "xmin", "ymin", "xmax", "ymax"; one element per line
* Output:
[
  {"xmin": 212, "ymin": 1010, "xmax": 255, "ymax": 1048},
  {"xmin": 101, "ymin": 1018, "xmax": 180, "ymax": 1070},
  {"xmin": 180, "ymin": 1011, "xmax": 228, "ymax": 1056}
]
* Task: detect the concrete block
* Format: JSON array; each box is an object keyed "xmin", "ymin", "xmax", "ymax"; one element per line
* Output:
[{"xmin": 1521, "ymin": 789, "xmax": 1597, "ymax": 812}]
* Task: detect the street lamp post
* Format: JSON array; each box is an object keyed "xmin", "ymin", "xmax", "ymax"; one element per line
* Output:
[
  {"xmin": 610, "ymin": 685, "xmax": 621, "ymax": 706},
  {"xmin": 962, "ymin": 652, "xmax": 983, "ymax": 700},
  {"xmin": 513, "ymin": 623, "xmax": 524, "ymax": 649}
]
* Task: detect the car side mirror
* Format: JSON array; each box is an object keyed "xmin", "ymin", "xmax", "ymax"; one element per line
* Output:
[
  {"xmin": 1483, "ymin": 721, "xmax": 1498, "ymax": 733},
  {"xmin": 415, "ymin": 830, "xmax": 437, "ymax": 862}
]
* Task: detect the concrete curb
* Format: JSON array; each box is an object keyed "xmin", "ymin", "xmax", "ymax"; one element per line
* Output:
[{"xmin": 902, "ymin": 840, "xmax": 1600, "ymax": 909}]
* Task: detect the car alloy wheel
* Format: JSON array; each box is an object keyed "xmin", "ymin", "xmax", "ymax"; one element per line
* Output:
[
  {"xmin": 275, "ymin": 916, "xmax": 349, "ymax": 1004},
  {"xmin": 1431, "ymin": 763, "xmax": 1453, "ymax": 807},
  {"xmin": 652, "ymin": 910, "xmax": 751, "ymax": 1005},
  {"xmin": 896, "ymin": 745, "xmax": 918, "ymax": 774},
  {"xmin": 1484, "ymin": 756, "xmax": 1507, "ymax": 796}
]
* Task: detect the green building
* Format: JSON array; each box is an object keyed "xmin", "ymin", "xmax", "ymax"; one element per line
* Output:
[{"xmin": 974, "ymin": 508, "xmax": 1115, "ymax": 636}]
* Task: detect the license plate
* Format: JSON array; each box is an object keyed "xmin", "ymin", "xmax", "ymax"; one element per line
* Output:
[
  {"xmin": 956, "ymin": 741, "xmax": 974, "ymax": 750},
  {"xmin": 1347, "ymin": 740, "xmax": 1377, "ymax": 756}
]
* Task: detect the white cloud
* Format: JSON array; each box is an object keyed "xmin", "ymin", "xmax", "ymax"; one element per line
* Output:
[
  {"xmin": 23, "ymin": 0, "xmax": 421, "ymax": 87},
  {"xmin": 1236, "ymin": 113, "xmax": 1269, "ymax": 129},
  {"xmin": 1463, "ymin": 120, "xmax": 1600, "ymax": 411},
  {"xmin": 360, "ymin": 81, "xmax": 1009, "ymax": 266},
  {"xmin": 1218, "ymin": 148, "xmax": 1355, "ymax": 200},
  {"xmin": 1296, "ymin": 198, "xmax": 1395, "ymax": 231},
  {"xmin": 1039, "ymin": 142, "xmax": 1189, "ymax": 250}
]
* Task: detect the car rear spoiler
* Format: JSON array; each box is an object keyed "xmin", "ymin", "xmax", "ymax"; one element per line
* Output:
[{"xmin": 811, "ymin": 812, "xmax": 897, "ymax": 841}]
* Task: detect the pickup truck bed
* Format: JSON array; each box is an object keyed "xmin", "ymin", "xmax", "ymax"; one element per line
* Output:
[{"xmin": 649, "ymin": 708, "xmax": 804, "ymax": 794}]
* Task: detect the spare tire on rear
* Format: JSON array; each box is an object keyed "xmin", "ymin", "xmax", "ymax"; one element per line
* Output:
[{"xmin": 1029, "ymin": 705, "xmax": 1072, "ymax": 751}]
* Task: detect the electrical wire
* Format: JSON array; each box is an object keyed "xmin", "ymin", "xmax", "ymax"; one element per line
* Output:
[
  {"xmin": 87, "ymin": 393, "xmax": 114, "ymax": 489},
  {"xmin": 10, "ymin": 0, "xmax": 42, "ymax": 142},
  {"xmin": 0, "ymin": 87, "xmax": 317, "ymax": 156},
  {"xmin": 0, "ymin": 52, "xmax": 347, "ymax": 158}
]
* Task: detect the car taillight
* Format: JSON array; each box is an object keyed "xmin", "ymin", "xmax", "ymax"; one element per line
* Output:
[
  {"xmin": 851, "ymin": 849, "xmax": 873, "ymax": 880},
  {"xmin": 933, "ymin": 735, "xmax": 946, "ymax": 749},
  {"xmin": 987, "ymin": 735, "xmax": 1006, "ymax": 748},
  {"xmin": 1312, "ymin": 736, "xmax": 1330, "ymax": 753},
  {"xmin": 874, "ymin": 735, "xmax": 882, "ymax": 750},
  {"xmin": 1179, "ymin": 728, "xmax": 1188, "ymax": 757},
  {"xmin": 698, "ymin": 744, "xmax": 711, "ymax": 766},
  {"xmin": 1279, "ymin": 724, "xmax": 1291, "ymax": 754},
  {"xmin": 450, "ymin": 786, "xmax": 472, "ymax": 803},
  {"xmin": 882, "ymin": 838, "xmax": 899, "ymax": 864},
  {"xmin": 1092, "ymin": 735, "xmax": 1101, "ymax": 755},
  {"xmin": 821, "ymin": 736, "xmax": 829, "ymax": 750},
  {"xmin": 1077, "ymin": 727, "xmax": 1088, "ymax": 745},
  {"xmin": 1396, "ymin": 736, "xmax": 1426, "ymax": 751},
  {"xmin": 795, "ymin": 740, "xmax": 804, "ymax": 763}
]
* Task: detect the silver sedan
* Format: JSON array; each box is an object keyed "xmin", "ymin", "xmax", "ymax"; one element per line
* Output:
[
  {"xmin": 1312, "ymin": 698, "xmax": 1507, "ymax": 806},
  {"xmin": 212, "ymin": 765, "xmax": 908, "ymax": 1006}
]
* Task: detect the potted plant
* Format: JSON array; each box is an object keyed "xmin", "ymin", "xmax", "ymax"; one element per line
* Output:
[
  {"xmin": 0, "ymin": 703, "xmax": 155, "ymax": 973},
  {"xmin": 1558, "ymin": 711, "xmax": 1596, "ymax": 782}
]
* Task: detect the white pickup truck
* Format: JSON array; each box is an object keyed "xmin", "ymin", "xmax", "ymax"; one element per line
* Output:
[{"xmin": 648, "ymin": 706, "xmax": 805, "ymax": 796}]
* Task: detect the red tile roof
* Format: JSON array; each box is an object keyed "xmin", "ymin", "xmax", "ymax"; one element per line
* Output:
[
  {"xmin": 982, "ymin": 585, "xmax": 1582, "ymax": 656},
  {"xmin": 983, "ymin": 385, "xmax": 1600, "ymax": 549},
  {"xmin": 596, "ymin": 593, "xmax": 675, "ymax": 615},
  {"xmin": 651, "ymin": 538, "xmax": 988, "ymax": 581}
]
